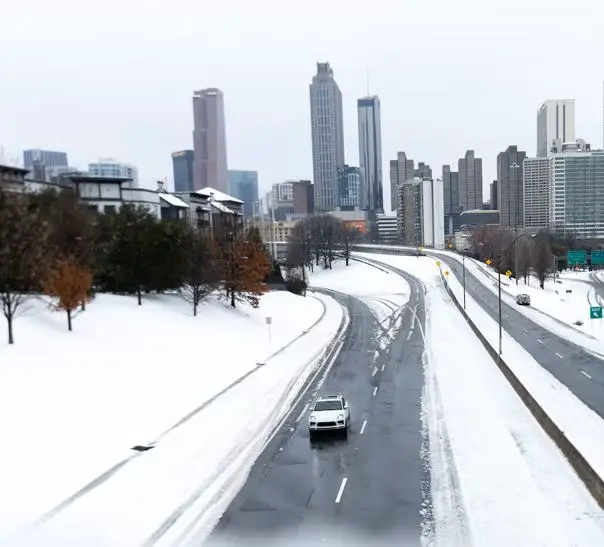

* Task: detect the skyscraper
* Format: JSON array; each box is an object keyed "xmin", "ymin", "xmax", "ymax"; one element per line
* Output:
[
  {"xmin": 457, "ymin": 150, "xmax": 483, "ymax": 212},
  {"xmin": 192, "ymin": 88, "xmax": 229, "ymax": 192},
  {"xmin": 172, "ymin": 150, "xmax": 195, "ymax": 193},
  {"xmin": 537, "ymin": 99, "xmax": 575, "ymax": 157},
  {"xmin": 497, "ymin": 145, "xmax": 526, "ymax": 230},
  {"xmin": 309, "ymin": 62, "xmax": 345, "ymax": 211},
  {"xmin": 337, "ymin": 165, "xmax": 362, "ymax": 209},
  {"xmin": 228, "ymin": 170, "xmax": 259, "ymax": 218},
  {"xmin": 357, "ymin": 96, "xmax": 383, "ymax": 212},
  {"xmin": 442, "ymin": 165, "xmax": 460, "ymax": 235},
  {"xmin": 389, "ymin": 151, "xmax": 414, "ymax": 212}
]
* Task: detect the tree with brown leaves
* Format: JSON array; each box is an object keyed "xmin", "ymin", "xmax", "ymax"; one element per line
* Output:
[
  {"xmin": 0, "ymin": 188, "xmax": 47, "ymax": 344},
  {"xmin": 42, "ymin": 256, "xmax": 93, "ymax": 331},
  {"xmin": 220, "ymin": 234, "xmax": 271, "ymax": 308}
]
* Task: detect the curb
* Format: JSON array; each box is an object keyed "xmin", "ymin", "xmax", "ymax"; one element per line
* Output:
[{"xmin": 440, "ymin": 270, "xmax": 604, "ymax": 511}]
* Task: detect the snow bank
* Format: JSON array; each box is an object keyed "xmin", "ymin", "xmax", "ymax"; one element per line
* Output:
[{"xmin": 0, "ymin": 291, "xmax": 332, "ymax": 543}]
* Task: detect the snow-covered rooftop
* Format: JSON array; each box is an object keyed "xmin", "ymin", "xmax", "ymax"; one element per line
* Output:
[
  {"xmin": 211, "ymin": 201, "xmax": 234, "ymax": 214},
  {"xmin": 159, "ymin": 193, "xmax": 190, "ymax": 208},
  {"xmin": 196, "ymin": 187, "xmax": 243, "ymax": 204}
]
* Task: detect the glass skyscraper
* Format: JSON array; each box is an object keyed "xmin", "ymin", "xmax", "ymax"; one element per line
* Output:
[
  {"xmin": 228, "ymin": 170, "xmax": 259, "ymax": 217},
  {"xmin": 172, "ymin": 150, "xmax": 195, "ymax": 193}
]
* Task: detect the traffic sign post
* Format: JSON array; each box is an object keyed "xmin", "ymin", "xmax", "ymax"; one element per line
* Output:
[
  {"xmin": 591, "ymin": 250, "xmax": 604, "ymax": 266},
  {"xmin": 568, "ymin": 250, "xmax": 587, "ymax": 267},
  {"xmin": 590, "ymin": 306, "xmax": 602, "ymax": 319}
]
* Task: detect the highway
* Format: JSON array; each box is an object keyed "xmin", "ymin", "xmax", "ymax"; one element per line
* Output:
[
  {"xmin": 358, "ymin": 245, "xmax": 604, "ymax": 421},
  {"xmin": 208, "ymin": 274, "xmax": 430, "ymax": 545}
]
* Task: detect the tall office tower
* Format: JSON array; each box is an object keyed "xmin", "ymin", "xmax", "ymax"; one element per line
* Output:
[
  {"xmin": 292, "ymin": 180, "xmax": 314, "ymax": 214},
  {"xmin": 490, "ymin": 180, "xmax": 498, "ymax": 211},
  {"xmin": 357, "ymin": 96, "xmax": 383, "ymax": 212},
  {"xmin": 310, "ymin": 62, "xmax": 345, "ymax": 211},
  {"xmin": 337, "ymin": 165, "xmax": 362, "ymax": 209},
  {"xmin": 192, "ymin": 88, "xmax": 229, "ymax": 192},
  {"xmin": 23, "ymin": 149, "xmax": 68, "ymax": 181},
  {"xmin": 228, "ymin": 170, "xmax": 259, "ymax": 218},
  {"xmin": 497, "ymin": 145, "xmax": 527, "ymax": 230},
  {"xmin": 397, "ymin": 179, "xmax": 422, "ymax": 245},
  {"xmin": 389, "ymin": 151, "xmax": 414, "ymax": 212},
  {"xmin": 172, "ymin": 150, "xmax": 195, "ymax": 193},
  {"xmin": 88, "ymin": 158, "xmax": 139, "ymax": 187},
  {"xmin": 442, "ymin": 165, "xmax": 460, "ymax": 235},
  {"xmin": 537, "ymin": 99, "xmax": 575, "ymax": 157},
  {"xmin": 457, "ymin": 150, "xmax": 483, "ymax": 212},
  {"xmin": 414, "ymin": 162, "xmax": 432, "ymax": 179},
  {"xmin": 523, "ymin": 157, "xmax": 551, "ymax": 229}
]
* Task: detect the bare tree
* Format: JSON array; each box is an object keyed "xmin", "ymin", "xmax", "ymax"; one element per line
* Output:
[
  {"xmin": 532, "ymin": 230, "xmax": 552, "ymax": 289},
  {"xmin": 0, "ymin": 189, "xmax": 46, "ymax": 344},
  {"xmin": 338, "ymin": 224, "xmax": 358, "ymax": 266},
  {"xmin": 515, "ymin": 238, "xmax": 533, "ymax": 284},
  {"xmin": 180, "ymin": 230, "xmax": 217, "ymax": 316}
]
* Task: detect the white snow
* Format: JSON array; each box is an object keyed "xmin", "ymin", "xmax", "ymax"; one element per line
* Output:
[
  {"xmin": 355, "ymin": 252, "xmax": 604, "ymax": 546},
  {"xmin": 0, "ymin": 290, "xmax": 343, "ymax": 545},
  {"xmin": 158, "ymin": 193, "xmax": 189, "ymax": 208}
]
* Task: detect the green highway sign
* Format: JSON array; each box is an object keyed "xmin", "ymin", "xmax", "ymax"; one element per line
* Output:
[
  {"xmin": 590, "ymin": 306, "xmax": 603, "ymax": 319},
  {"xmin": 568, "ymin": 250, "xmax": 587, "ymax": 266},
  {"xmin": 592, "ymin": 250, "xmax": 604, "ymax": 266}
]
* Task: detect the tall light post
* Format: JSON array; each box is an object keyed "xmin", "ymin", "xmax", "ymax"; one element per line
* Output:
[{"xmin": 509, "ymin": 162, "xmax": 521, "ymax": 285}]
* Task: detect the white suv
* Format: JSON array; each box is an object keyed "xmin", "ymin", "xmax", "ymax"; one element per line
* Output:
[{"xmin": 308, "ymin": 395, "xmax": 350, "ymax": 438}]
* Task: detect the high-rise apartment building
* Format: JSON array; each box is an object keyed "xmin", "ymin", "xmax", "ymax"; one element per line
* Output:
[
  {"xmin": 457, "ymin": 150, "xmax": 483, "ymax": 211},
  {"xmin": 396, "ymin": 177, "xmax": 444, "ymax": 248},
  {"xmin": 192, "ymin": 88, "xmax": 229, "ymax": 192},
  {"xmin": 389, "ymin": 151, "xmax": 414, "ymax": 212},
  {"xmin": 309, "ymin": 62, "xmax": 345, "ymax": 211},
  {"xmin": 442, "ymin": 165, "xmax": 460, "ymax": 235},
  {"xmin": 172, "ymin": 150, "xmax": 195, "ymax": 193},
  {"xmin": 550, "ymin": 143, "xmax": 604, "ymax": 237},
  {"xmin": 523, "ymin": 157, "xmax": 550, "ymax": 229},
  {"xmin": 497, "ymin": 145, "xmax": 526, "ymax": 230},
  {"xmin": 357, "ymin": 96, "xmax": 383, "ymax": 212},
  {"xmin": 88, "ymin": 158, "xmax": 139, "ymax": 187},
  {"xmin": 228, "ymin": 170, "xmax": 259, "ymax": 218},
  {"xmin": 337, "ymin": 165, "xmax": 362, "ymax": 209},
  {"xmin": 490, "ymin": 180, "xmax": 498, "ymax": 211},
  {"xmin": 537, "ymin": 99, "xmax": 575, "ymax": 157}
]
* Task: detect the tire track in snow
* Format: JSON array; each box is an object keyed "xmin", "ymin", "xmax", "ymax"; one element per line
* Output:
[{"xmin": 15, "ymin": 293, "xmax": 335, "ymax": 541}]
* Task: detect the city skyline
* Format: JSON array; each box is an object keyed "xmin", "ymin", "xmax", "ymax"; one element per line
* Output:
[{"xmin": 2, "ymin": 2, "xmax": 603, "ymax": 210}]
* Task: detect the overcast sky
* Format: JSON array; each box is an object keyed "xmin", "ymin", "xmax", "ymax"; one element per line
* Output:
[{"xmin": 1, "ymin": 0, "xmax": 603, "ymax": 212}]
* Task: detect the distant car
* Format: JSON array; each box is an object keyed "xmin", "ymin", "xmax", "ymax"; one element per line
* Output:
[
  {"xmin": 309, "ymin": 394, "xmax": 350, "ymax": 438},
  {"xmin": 516, "ymin": 294, "xmax": 531, "ymax": 306}
]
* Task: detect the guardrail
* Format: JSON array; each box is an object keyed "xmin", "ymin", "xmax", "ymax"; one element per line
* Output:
[{"xmin": 439, "ymin": 269, "xmax": 604, "ymax": 510}]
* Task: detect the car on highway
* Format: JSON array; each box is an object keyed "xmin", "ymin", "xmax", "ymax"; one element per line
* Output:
[
  {"xmin": 308, "ymin": 394, "xmax": 350, "ymax": 438},
  {"xmin": 516, "ymin": 293, "xmax": 531, "ymax": 306}
]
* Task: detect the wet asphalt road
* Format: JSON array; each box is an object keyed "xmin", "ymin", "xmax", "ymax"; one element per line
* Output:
[
  {"xmin": 359, "ymin": 246, "xmax": 604, "ymax": 420},
  {"xmin": 208, "ymin": 277, "xmax": 429, "ymax": 546}
]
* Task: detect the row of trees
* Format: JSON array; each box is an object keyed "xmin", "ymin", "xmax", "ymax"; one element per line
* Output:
[
  {"xmin": 0, "ymin": 187, "xmax": 272, "ymax": 344},
  {"xmin": 469, "ymin": 226, "xmax": 555, "ymax": 289},
  {"xmin": 283, "ymin": 214, "xmax": 359, "ymax": 293}
]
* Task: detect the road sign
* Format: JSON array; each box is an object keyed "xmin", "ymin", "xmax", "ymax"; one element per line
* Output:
[
  {"xmin": 486, "ymin": 258, "xmax": 492, "ymax": 266},
  {"xmin": 266, "ymin": 316, "xmax": 272, "ymax": 325},
  {"xmin": 505, "ymin": 270, "xmax": 513, "ymax": 277},
  {"xmin": 568, "ymin": 250, "xmax": 587, "ymax": 266},
  {"xmin": 448, "ymin": 243, "xmax": 453, "ymax": 249},
  {"xmin": 590, "ymin": 306, "xmax": 603, "ymax": 319},
  {"xmin": 592, "ymin": 250, "xmax": 604, "ymax": 265},
  {"xmin": 444, "ymin": 271, "xmax": 449, "ymax": 277},
  {"xmin": 436, "ymin": 261, "xmax": 441, "ymax": 267}
]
